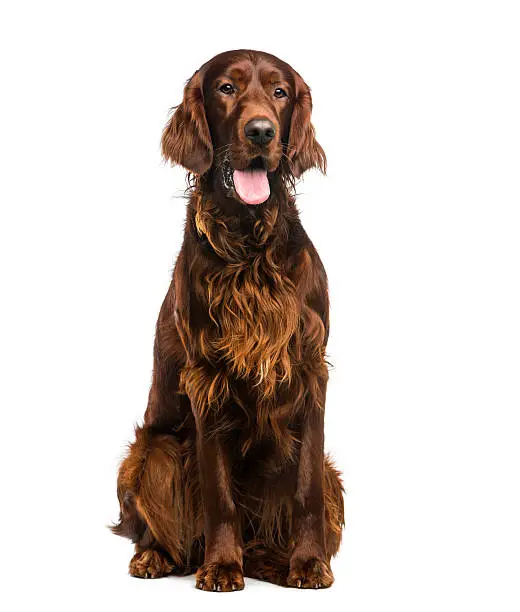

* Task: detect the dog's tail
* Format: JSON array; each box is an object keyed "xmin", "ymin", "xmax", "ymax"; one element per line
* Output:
[{"xmin": 243, "ymin": 542, "xmax": 290, "ymax": 586}]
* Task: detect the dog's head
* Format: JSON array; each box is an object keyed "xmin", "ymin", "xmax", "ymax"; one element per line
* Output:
[{"xmin": 161, "ymin": 50, "xmax": 326, "ymax": 206}]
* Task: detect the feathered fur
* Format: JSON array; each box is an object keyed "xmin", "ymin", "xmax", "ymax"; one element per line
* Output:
[{"xmin": 112, "ymin": 50, "xmax": 344, "ymax": 592}]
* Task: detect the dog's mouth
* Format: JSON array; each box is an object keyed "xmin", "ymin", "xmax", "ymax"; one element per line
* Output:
[{"xmin": 222, "ymin": 156, "xmax": 270, "ymax": 206}]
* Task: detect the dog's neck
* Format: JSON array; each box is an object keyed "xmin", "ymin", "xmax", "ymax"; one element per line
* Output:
[{"xmin": 187, "ymin": 169, "xmax": 297, "ymax": 263}]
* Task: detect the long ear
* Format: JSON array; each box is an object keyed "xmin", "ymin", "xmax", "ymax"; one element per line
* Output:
[
  {"xmin": 161, "ymin": 70, "xmax": 213, "ymax": 175},
  {"xmin": 288, "ymin": 73, "xmax": 327, "ymax": 178}
]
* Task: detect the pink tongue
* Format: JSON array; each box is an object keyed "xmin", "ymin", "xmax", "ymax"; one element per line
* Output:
[{"xmin": 233, "ymin": 169, "xmax": 270, "ymax": 205}]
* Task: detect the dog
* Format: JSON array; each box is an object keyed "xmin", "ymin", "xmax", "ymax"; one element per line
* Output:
[{"xmin": 112, "ymin": 49, "xmax": 344, "ymax": 591}]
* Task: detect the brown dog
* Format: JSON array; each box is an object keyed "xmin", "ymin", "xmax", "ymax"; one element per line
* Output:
[{"xmin": 112, "ymin": 49, "xmax": 344, "ymax": 591}]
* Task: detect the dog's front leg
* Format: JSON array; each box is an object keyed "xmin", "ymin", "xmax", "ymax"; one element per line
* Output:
[
  {"xmin": 195, "ymin": 426, "xmax": 244, "ymax": 592},
  {"xmin": 288, "ymin": 406, "xmax": 335, "ymax": 589}
]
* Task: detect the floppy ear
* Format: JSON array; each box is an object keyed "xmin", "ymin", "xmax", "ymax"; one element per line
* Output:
[
  {"xmin": 161, "ymin": 70, "xmax": 213, "ymax": 175},
  {"xmin": 288, "ymin": 73, "xmax": 327, "ymax": 178}
]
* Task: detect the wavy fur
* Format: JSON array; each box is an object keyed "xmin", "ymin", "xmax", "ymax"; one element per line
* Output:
[{"xmin": 113, "ymin": 50, "xmax": 344, "ymax": 591}]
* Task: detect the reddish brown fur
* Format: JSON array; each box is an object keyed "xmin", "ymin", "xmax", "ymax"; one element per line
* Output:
[{"xmin": 112, "ymin": 49, "xmax": 344, "ymax": 591}]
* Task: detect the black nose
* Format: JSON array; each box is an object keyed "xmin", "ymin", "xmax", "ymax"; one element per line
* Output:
[{"xmin": 244, "ymin": 118, "xmax": 276, "ymax": 145}]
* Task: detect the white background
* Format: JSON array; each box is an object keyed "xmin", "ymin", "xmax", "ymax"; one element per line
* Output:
[{"xmin": 1, "ymin": 1, "xmax": 519, "ymax": 610}]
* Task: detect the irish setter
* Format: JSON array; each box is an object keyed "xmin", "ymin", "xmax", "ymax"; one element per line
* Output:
[{"xmin": 112, "ymin": 49, "xmax": 344, "ymax": 591}]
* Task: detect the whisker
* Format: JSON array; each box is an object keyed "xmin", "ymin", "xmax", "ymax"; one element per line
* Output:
[{"xmin": 214, "ymin": 144, "xmax": 232, "ymax": 153}]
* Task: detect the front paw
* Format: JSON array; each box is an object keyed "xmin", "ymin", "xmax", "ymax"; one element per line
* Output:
[
  {"xmin": 287, "ymin": 556, "xmax": 334, "ymax": 589},
  {"xmin": 196, "ymin": 561, "xmax": 245, "ymax": 592}
]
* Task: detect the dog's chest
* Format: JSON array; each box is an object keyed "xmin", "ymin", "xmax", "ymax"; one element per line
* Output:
[{"xmin": 207, "ymin": 257, "xmax": 300, "ymax": 395}]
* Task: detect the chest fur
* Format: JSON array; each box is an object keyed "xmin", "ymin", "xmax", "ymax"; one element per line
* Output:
[{"xmin": 205, "ymin": 255, "xmax": 300, "ymax": 397}]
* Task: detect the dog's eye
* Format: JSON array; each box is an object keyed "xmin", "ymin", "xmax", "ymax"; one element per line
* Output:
[
  {"xmin": 274, "ymin": 87, "xmax": 287, "ymax": 99},
  {"xmin": 218, "ymin": 83, "xmax": 234, "ymax": 95}
]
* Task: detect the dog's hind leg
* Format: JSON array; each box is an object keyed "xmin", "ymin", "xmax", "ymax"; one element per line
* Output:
[
  {"xmin": 112, "ymin": 425, "xmax": 203, "ymax": 577},
  {"xmin": 323, "ymin": 454, "xmax": 345, "ymax": 559}
]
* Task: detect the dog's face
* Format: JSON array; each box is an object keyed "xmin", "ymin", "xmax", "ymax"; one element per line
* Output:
[
  {"xmin": 203, "ymin": 53, "xmax": 292, "ymax": 205},
  {"xmin": 161, "ymin": 50, "xmax": 326, "ymax": 206}
]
